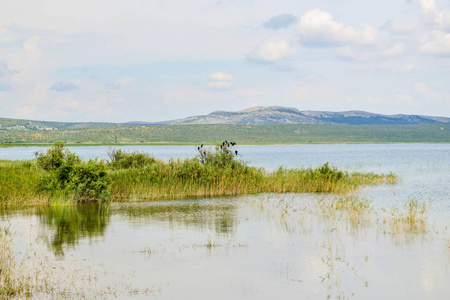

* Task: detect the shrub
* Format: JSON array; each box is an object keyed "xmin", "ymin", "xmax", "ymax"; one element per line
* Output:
[
  {"xmin": 197, "ymin": 141, "xmax": 238, "ymax": 167},
  {"xmin": 35, "ymin": 141, "xmax": 81, "ymax": 171},
  {"xmin": 65, "ymin": 160, "xmax": 111, "ymax": 201},
  {"xmin": 310, "ymin": 162, "xmax": 344, "ymax": 181},
  {"xmin": 107, "ymin": 147, "xmax": 155, "ymax": 169},
  {"xmin": 36, "ymin": 142, "xmax": 111, "ymax": 202}
]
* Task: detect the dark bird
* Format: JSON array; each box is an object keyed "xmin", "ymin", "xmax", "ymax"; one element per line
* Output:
[
  {"xmin": 235, "ymin": 150, "xmax": 238, "ymax": 155},
  {"xmin": 201, "ymin": 144, "xmax": 203, "ymax": 148},
  {"xmin": 198, "ymin": 146, "xmax": 200, "ymax": 150}
]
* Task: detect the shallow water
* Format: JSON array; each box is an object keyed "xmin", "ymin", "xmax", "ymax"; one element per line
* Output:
[{"xmin": 1, "ymin": 144, "xmax": 450, "ymax": 299}]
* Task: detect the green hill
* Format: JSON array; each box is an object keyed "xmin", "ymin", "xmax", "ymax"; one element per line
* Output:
[
  {"xmin": 0, "ymin": 123, "xmax": 448, "ymax": 145},
  {"xmin": 0, "ymin": 117, "xmax": 117, "ymax": 132}
]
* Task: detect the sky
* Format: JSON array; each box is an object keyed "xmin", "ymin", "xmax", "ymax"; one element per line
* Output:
[{"xmin": 1, "ymin": 0, "xmax": 450, "ymax": 122}]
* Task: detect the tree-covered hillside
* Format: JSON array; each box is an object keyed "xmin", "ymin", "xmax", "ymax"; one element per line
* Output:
[{"xmin": 0, "ymin": 123, "xmax": 448, "ymax": 145}]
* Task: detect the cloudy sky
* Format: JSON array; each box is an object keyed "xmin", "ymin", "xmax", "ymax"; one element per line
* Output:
[{"xmin": 1, "ymin": 0, "xmax": 450, "ymax": 122}]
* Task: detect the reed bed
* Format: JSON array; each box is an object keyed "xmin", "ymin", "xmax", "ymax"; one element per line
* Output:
[
  {"xmin": 0, "ymin": 160, "xmax": 49, "ymax": 208},
  {"xmin": 1, "ymin": 157, "xmax": 395, "ymax": 207},
  {"xmin": 0, "ymin": 225, "xmax": 32, "ymax": 298},
  {"xmin": 109, "ymin": 159, "xmax": 395, "ymax": 201}
]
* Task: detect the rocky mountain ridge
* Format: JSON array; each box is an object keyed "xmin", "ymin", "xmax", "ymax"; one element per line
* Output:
[{"xmin": 127, "ymin": 106, "xmax": 450, "ymax": 126}]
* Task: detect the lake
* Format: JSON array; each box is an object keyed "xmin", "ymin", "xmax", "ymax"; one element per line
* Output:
[{"xmin": 1, "ymin": 144, "xmax": 450, "ymax": 299}]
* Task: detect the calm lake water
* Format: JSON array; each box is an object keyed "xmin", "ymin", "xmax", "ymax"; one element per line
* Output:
[{"xmin": 1, "ymin": 144, "xmax": 450, "ymax": 299}]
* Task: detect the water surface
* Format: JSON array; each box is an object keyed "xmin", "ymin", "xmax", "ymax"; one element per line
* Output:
[{"xmin": 1, "ymin": 144, "xmax": 449, "ymax": 299}]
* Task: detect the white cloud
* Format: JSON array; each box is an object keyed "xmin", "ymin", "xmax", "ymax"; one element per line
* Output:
[
  {"xmin": 419, "ymin": 31, "xmax": 450, "ymax": 54},
  {"xmin": 54, "ymin": 95, "xmax": 79, "ymax": 112},
  {"xmin": 392, "ymin": 91, "xmax": 414, "ymax": 104},
  {"xmin": 337, "ymin": 43, "xmax": 406, "ymax": 60},
  {"xmin": 297, "ymin": 9, "xmax": 379, "ymax": 47},
  {"xmin": 208, "ymin": 72, "xmax": 235, "ymax": 90},
  {"xmin": 17, "ymin": 105, "xmax": 38, "ymax": 118},
  {"xmin": 247, "ymin": 39, "xmax": 297, "ymax": 63},
  {"xmin": 356, "ymin": 61, "xmax": 416, "ymax": 73},
  {"xmin": 105, "ymin": 77, "xmax": 135, "ymax": 89},
  {"xmin": 378, "ymin": 43, "xmax": 406, "ymax": 56},
  {"xmin": 414, "ymin": 81, "xmax": 450, "ymax": 103},
  {"xmin": 0, "ymin": 26, "xmax": 20, "ymax": 44},
  {"xmin": 389, "ymin": 21, "xmax": 418, "ymax": 34},
  {"xmin": 420, "ymin": 0, "xmax": 450, "ymax": 30},
  {"xmin": 367, "ymin": 96, "xmax": 385, "ymax": 104}
]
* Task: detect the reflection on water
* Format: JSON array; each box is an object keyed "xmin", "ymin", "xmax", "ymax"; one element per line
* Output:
[
  {"xmin": 2, "ymin": 194, "xmax": 450, "ymax": 299},
  {"xmin": 113, "ymin": 200, "xmax": 237, "ymax": 234},
  {"xmin": 34, "ymin": 200, "xmax": 238, "ymax": 258},
  {"xmin": 36, "ymin": 203, "xmax": 111, "ymax": 257}
]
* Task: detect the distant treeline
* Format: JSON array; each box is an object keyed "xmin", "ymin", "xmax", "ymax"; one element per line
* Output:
[{"xmin": 0, "ymin": 123, "xmax": 449, "ymax": 145}]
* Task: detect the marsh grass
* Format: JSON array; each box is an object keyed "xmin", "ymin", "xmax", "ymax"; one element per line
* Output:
[
  {"xmin": 250, "ymin": 194, "xmax": 434, "ymax": 299},
  {"xmin": 0, "ymin": 225, "xmax": 32, "ymax": 298},
  {"xmin": 1, "ymin": 223, "xmax": 161, "ymax": 299},
  {"xmin": 0, "ymin": 160, "xmax": 49, "ymax": 208},
  {"xmin": 1, "ymin": 144, "xmax": 396, "ymax": 207},
  {"xmin": 380, "ymin": 198, "xmax": 431, "ymax": 235},
  {"xmin": 109, "ymin": 158, "xmax": 395, "ymax": 201}
]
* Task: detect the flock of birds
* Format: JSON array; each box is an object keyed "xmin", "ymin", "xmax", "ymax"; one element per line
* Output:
[{"xmin": 197, "ymin": 140, "xmax": 238, "ymax": 156}]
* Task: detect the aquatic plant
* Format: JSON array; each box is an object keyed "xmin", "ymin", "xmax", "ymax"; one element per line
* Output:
[
  {"xmin": 1, "ymin": 142, "xmax": 396, "ymax": 206},
  {"xmin": 0, "ymin": 225, "xmax": 31, "ymax": 298},
  {"xmin": 383, "ymin": 198, "xmax": 430, "ymax": 234},
  {"xmin": 0, "ymin": 160, "xmax": 47, "ymax": 208}
]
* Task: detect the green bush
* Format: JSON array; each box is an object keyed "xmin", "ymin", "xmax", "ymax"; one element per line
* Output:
[
  {"xmin": 107, "ymin": 147, "xmax": 155, "ymax": 169},
  {"xmin": 197, "ymin": 141, "xmax": 238, "ymax": 167},
  {"xmin": 36, "ymin": 142, "xmax": 111, "ymax": 202},
  {"xmin": 35, "ymin": 141, "xmax": 81, "ymax": 171},
  {"xmin": 65, "ymin": 160, "xmax": 111, "ymax": 201},
  {"xmin": 310, "ymin": 162, "xmax": 345, "ymax": 181}
]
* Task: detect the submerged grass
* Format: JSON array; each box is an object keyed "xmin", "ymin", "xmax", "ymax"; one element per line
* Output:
[
  {"xmin": 0, "ymin": 225, "xmax": 32, "ymax": 298},
  {"xmin": 251, "ymin": 194, "xmax": 434, "ymax": 299},
  {"xmin": 381, "ymin": 198, "xmax": 431, "ymax": 235}
]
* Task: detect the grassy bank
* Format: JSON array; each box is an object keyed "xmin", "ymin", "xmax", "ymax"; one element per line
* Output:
[{"xmin": 0, "ymin": 143, "xmax": 395, "ymax": 208}]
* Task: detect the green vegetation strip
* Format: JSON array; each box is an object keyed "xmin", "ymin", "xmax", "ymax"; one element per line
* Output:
[
  {"xmin": 0, "ymin": 123, "xmax": 449, "ymax": 145},
  {"xmin": 0, "ymin": 143, "xmax": 395, "ymax": 208}
]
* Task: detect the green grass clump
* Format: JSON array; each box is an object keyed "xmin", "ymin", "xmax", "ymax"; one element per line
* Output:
[
  {"xmin": 109, "ymin": 145, "xmax": 395, "ymax": 201},
  {"xmin": 0, "ymin": 142, "xmax": 396, "ymax": 206},
  {"xmin": 0, "ymin": 160, "xmax": 48, "ymax": 208}
]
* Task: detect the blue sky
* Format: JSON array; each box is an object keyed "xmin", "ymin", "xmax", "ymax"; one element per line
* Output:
[{"xmin": 1, "ymin": 0, "xmax": 450, "ymax": 122}]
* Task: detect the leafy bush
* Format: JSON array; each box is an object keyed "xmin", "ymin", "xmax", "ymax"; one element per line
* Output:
[
  {"xmin": 36, "ymin": 142, "xmax": 111, "ymax": 202},
  {"xmin": 65, "ymin": 160, "xmax": 111, "ymax": 201},
  {"xmin": 35, "ymin": 141, "xmax": 81, "ymax": 171},
  {"xmin": 197, "ymin": 141, "xmax": 238, "ymax": 167},
  {"xmin": 309, "ymin": 162, "xmax": 345, "ymax": 181},
  {"xmin": 107, "ymin": 147, "xmax": 155, "ymax": 169}
]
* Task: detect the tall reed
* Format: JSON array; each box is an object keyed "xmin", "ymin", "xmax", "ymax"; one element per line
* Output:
[
  {"xmin": 0, "ymin": 225, "xmax": 32, "ymax": 298},
  {"xmin": 0, "ymin": 144, "xmax": 397, "ymax": 206}
]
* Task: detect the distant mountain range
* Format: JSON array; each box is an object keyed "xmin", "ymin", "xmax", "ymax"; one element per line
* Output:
[
  {"xmin": 1, "ymin": 107, "xmax": 449, "ymax": 132},
  {"xmin": 125, "ymin": 106, "xmax": 450, "ymax": 126}
]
